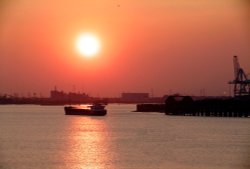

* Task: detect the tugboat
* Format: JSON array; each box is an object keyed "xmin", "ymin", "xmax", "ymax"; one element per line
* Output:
[{"xmin": 64, "ymin": 103, "xmax": 107, "ymax": 116}]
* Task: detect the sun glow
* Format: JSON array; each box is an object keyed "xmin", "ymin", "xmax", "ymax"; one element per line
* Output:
[{"xmin": 76, "ymin": 33, "xmax": 101, "ymax": 58}]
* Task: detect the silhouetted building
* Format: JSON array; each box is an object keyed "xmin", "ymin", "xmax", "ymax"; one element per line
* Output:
[
  {"xmin": 121, "ymin": 93, "xmax": 149, "ymax": 99},
  {"xmin": 50, "ymin": 90, "xmax": 67, "ymax": 100},
  {"xmin": 120, "ymin": 93, "xmax": 149, "ymax": 102},
  {"xmin": 50, "ymin": 89, "xmax": 89, "ymax": 103}
]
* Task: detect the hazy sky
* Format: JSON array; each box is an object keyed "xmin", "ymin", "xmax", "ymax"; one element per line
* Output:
[{"xmin": 0, "ymin": 0, "xmax": 249, "ymax": 97}]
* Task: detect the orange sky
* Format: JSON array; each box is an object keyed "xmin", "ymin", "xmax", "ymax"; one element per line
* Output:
[{"xmin": 0, "ymin": 0, "xmax": 249, "ymax": 97}]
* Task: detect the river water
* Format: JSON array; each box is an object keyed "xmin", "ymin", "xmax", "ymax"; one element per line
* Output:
[{"xmin": 0, "ymin": 104, "xmax": 249, "ymax": 169}]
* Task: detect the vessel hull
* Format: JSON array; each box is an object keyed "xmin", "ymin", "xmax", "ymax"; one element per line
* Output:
[{"xmin": 64, "ymin": 106, "xmax": 107, "ymax": 116}]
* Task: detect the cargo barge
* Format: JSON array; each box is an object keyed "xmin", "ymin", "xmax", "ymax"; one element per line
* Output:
[{"xmin": 64, "ymin": 103, "xmax": 107, "ymax": 116}]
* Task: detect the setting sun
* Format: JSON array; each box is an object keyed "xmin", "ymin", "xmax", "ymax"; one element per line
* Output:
[{"xmin": 76, "ymin": 33, "xmax": 101, "ymax": 58}]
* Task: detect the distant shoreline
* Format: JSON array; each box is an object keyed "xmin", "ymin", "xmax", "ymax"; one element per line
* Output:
[{"xmin": 0, "ymin": 95, "xmax": 232, "ymax": 105}]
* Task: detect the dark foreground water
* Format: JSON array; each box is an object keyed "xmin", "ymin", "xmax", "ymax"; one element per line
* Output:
[{"xmin": 0, "ymin": 104, "xmax": 249, "ymax": 169}]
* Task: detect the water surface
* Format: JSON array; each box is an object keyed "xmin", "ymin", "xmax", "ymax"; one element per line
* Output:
[{"xmin": 0, "ymin": 104, "xmax": 249, "ymax": 169}]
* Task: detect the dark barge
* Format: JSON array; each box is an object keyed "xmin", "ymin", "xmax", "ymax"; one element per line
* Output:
[{"xmin": 136, "ymin": 104, "xmax": 165, "ymax": 112}]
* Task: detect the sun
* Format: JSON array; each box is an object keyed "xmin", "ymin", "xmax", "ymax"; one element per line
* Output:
[{"xmin": 76, "ymin": 33, "xmax": 101, "ymax": 58}]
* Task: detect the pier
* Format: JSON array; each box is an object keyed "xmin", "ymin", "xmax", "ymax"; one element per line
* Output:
[
  {"xmin": 165, "ymin": 96, "xmax": 250, "ymax": 117},
  {"xmin": 135, "ymin": 96, "xmax": 250, "ymax": 117}
]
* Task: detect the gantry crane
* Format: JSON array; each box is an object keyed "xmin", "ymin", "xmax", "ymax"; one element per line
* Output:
[{"xmin": 229, "ymin": 56, "xmax": 250, "ymax": 97}]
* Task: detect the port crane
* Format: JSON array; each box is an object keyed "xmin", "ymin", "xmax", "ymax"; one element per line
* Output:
[{"xmin": 229, "ymin": 56, "xmax": 250, "ymax": 97}]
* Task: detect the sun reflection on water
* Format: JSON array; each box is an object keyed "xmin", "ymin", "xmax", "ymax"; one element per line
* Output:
[{"xmin": 62, "ymin": 116, "xmax": 112, "ymax": 169}]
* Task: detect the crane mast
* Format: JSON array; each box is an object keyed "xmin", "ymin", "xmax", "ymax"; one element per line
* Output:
[
  {"xmin": 233, "ymin": 55, "xmax": 240, "ymax": 79},
  {"xmin": 229, "ymin": 56, "xmax": 250, "ymax": 97}
]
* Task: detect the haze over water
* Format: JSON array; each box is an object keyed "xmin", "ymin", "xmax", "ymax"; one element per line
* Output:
[{"xmin": 0, "ymin": 105, "xmax": 249, "ymax": 169}]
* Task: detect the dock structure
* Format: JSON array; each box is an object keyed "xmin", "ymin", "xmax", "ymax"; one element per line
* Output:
[
  {"xmin": 135, "ymin": 95, "xmax": 250, "ymax": 117},
  {"xmin": 165, "ymin": 96, "xmax": 250, "ymax": 117}
]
